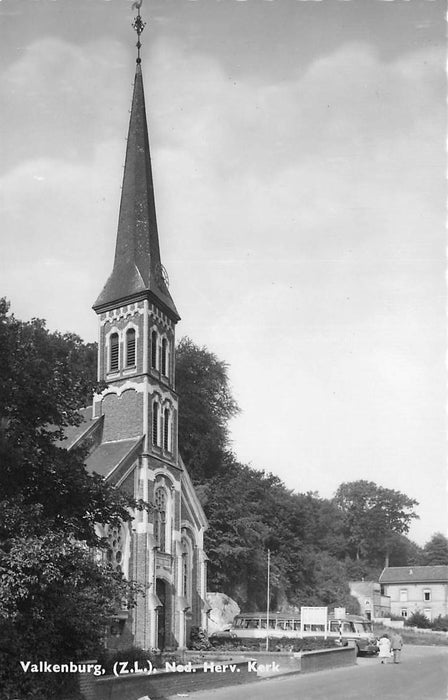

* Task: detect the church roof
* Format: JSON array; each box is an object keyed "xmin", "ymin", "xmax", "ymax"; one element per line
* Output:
[
  {"xmin": 57, "ymin": 406, "xmax": 103, "ymax": 450},
  {"xmin": 85, "ymin": 436, "xmax": 143, "ymax": 482},
  {"xmin": 380, "ymin": 566, "xmax": 448, "ymax": 584},
  {"xmin": 93, "ymin": 64, "xmax": 179, "ymax": 321}
]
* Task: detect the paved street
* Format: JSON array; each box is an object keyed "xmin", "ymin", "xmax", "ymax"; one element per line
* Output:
[{"xmin": 167, "ymin": 646, "xmax": 448, "ymax": 700}]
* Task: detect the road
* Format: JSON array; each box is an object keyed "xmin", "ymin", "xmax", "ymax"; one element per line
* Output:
[{"xmin": 167, "ymin": 646, "xmax": 448, "ymax": 700}]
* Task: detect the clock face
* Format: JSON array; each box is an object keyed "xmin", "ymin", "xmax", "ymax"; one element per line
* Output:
[{"xmin": 155, "ymin": 263, "xmax": 170, "ymax": 289}]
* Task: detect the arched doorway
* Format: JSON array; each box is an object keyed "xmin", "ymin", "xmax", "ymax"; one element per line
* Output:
[{"xmin": 156, "ymin": 579, "xmax": 166, "ymax": 650}]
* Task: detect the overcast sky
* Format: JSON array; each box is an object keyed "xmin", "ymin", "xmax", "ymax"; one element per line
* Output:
[{"xmin": 0, "ymin": 0, "xmax": 445, "ymax": 546}]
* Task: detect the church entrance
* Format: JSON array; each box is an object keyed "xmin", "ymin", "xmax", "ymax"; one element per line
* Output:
[{"xmin": 156, "ymin": 579, "xmax": 166, "ymax": 650}]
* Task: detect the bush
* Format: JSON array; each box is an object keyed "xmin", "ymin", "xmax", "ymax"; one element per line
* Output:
[
  {"xmin": 431, "ymin": 615, "xmax": 448, "ymax": 632},
  {"xmin": 0, "ymin": 649, "xmax": 82, "ymax": 700},
  {"xmin": 188, "ymin": 627, "xmax": 212, "ymax": 651},
  {"xmin": 404, "ymin": 611, "xmax": 432, "ymax": 629}
]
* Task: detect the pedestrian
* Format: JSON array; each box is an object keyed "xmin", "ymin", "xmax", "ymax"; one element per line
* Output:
[
  {"xmin": 390, "ymin": 631, "xmax": 403, "ymax": 664},
  {"xmin": 377, "ymin": 634, "xmax": 391, "ymax": 664}
]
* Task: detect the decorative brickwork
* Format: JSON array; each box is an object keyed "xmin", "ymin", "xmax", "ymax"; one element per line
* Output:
[{"xmin": 101, "ymin": 391, "xmax": 143, "ymax": 441}]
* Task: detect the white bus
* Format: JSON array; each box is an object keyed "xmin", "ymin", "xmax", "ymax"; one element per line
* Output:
[{"xmin": 225, "ymin": 611, "xmax": 378, "ymax": 655}]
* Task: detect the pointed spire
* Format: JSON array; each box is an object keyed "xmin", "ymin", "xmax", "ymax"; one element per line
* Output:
[{"xmin": 94, "ymin": 5, "xmax": 179, "ymax": 321}]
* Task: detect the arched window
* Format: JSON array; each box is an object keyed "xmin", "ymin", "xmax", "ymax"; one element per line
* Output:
[
  {"xmin": 152, "ymin": 401, "xmax": 160, "ymax": 446},
  {"xmin": 109, "ymin": 333, "xmax": 119, "ymax": 372},
  {"xmin": 125, "ymin": 328, "xmax": 136, "ymax": 367},
  {"xmin": 155, "ymin": 487, "xmax": 167, "ymax": 552},
  {"xmin": 161, "ymin": 338, "xmax": 168, "ymax": 376},
  {"xmin": 163, "ymin": 408, "xmax": 170, "ymax": 452},
  {"xmin": 151, "ymin": 330, "xmax": 158, "ymax": 369},
  {"xmin": 181, "ymin": 537, "xmax": 192, "ymax": 602}
]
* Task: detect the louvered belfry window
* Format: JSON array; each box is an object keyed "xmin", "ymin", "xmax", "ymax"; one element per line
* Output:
[
  {"xmin": 110, "ymin": 333, "xmax": 119, "ymax": 372},
  {"xmin": 163, "ymin": 408, "xmax": 170, "ymax": 451},
  {"xmin": 126, "ymin": 328, "xmax": 136, "ymax": 367},
  {"xmin": 152, "ymin": 401, "xmax": 159, "ymax": 445},
  {"xmin": 161, "ymin": 338, "xmax": 168, "ymax": 375},
  {"xmin": 151, "ymin": 330, "xmax": 157, "ymax": 369}
]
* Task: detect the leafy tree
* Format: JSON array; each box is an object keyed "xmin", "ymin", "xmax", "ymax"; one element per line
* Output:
[
  {"xmin": 422, "ymin": 533, "xmax": 448, "ymax": 565},
  {"xmin": 334, "ymin": 480, "xmax": 419, "ymax": 567},
  {"xmin": 386, "ymin": 533, "xmax": 423, "ymax": 567},
  {"xmin": 176, "ymin": 337, "xmax": 239, "ymax": 481},
  {"xmin": 299, "ymin": 551, "xmax": 357, "ymax": 611},
  {"xmin": 0, "ymin": 300, "xmax": 145, "ymax": 699},
  {"xmin": 202, "ymin": 459, "xmax": 356, "ymax": 612}
]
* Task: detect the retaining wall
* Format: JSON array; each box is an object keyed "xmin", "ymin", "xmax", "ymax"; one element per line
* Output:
[
  {"xmin": 79, "ymin": 646, "xmax": 356, "ymax": 699},
  {"xmin": 300, "ymin": 645, "xmax": 356, "ymax": 673}
]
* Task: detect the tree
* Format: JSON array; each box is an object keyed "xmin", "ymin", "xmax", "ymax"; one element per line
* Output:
[
  {"xmin": 0, "ymin": 300, "xmax": 145, "ymax": 699},
  {"xmin": 386, "ymin": 533, "xmax": 423, "ymax": 567},
  {"xmin": 176, "ymin": 337, "xmax": 240, "ymax": 482},
  {"xmin": 334, "ymin": 480, "xmax": 419, "ymax": 567},
  {"xmin": 422, "ymin": 533, "xmax": 448, "ymax": 565}
]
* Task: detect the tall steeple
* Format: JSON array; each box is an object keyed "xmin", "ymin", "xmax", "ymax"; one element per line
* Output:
[
  {"xmin": 93, "ymin": 7, "xmax": 179, "ymax": 321},
  {"xmin": 84, "ymin": 3, "xmax": 208, "ymax": 653}
]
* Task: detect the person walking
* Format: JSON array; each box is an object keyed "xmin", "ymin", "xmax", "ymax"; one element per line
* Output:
[
  {"xmin": 390, "ymin": 631, "xmax": 403, "ymax": 664},
  {"xmin": 377, "ymin": 634, "xmax": 391, "ymax": 664}
]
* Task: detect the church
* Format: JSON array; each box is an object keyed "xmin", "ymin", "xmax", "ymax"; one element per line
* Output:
[{"xmin": 63, "ymin": 8, "xmax": 208, "ymax": 651}]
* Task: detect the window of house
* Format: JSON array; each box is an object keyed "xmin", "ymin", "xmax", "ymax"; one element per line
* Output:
[
  {"xmin": 423, "ymin": 589, "xmax": 431, "ymax": 602},
  {"xmin": 163, "ymin": 408, "xmax": 170, "ymax": 452},
  {"xmin": 155, "ymin": 487, "xmax": 167, "ymax": 552},
  {"xmin": 400, "ymin": 609, "xmax": 408, "ymax": 618},
  {"xmin": 151, "ymin": 330, "xmax": 158, "ymax": 369},
  {"xmin": 399, "ymin": 589, "xmax": 408, "ymax": 602},
  {"xmin": 125, "ymin": 328, "xmax": 136, "ymax": 367},
  {"xmin": 152, "ymin": 401, "xmax": 160, "ymax": 446},
  {"xmin": 109, "ymin": 333, "xmax": 119, "ymax": 372}
]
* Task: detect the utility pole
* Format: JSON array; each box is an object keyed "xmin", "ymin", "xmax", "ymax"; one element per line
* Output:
[{"xmin": 266, "ymin": 549, "xmax": 271, "ymax": 651}]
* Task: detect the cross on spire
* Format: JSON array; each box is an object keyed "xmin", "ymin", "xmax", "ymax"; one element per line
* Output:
[{"xmin": 132, "ymin": 0, "xmax": 146, "ymax": 65}]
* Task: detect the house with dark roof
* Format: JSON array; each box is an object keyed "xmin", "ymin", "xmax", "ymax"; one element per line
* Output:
[
  {"xmin": 379, "ymin": 566, "xmax": 448, "ymax": 621},
  {"xmin": 64, "ymin": 8, "xmax": 208, "ymax": 651}
]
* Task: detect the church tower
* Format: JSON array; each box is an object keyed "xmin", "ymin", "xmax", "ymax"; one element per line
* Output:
[
  {"xmin": 92, "ymin": 29, "xmax": 180, "ymax": 493},
  {"xmin": 75, "ymin": 6, "xmax": 209, "ymax": 651}
]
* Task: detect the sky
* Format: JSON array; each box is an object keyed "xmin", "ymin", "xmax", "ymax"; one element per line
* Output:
[{"xmin": 0, "ymin": 0, "xmax": 446, "ymax": 546}]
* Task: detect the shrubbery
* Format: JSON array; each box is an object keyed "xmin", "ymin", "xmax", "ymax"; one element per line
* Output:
[
  {"xmin": 431, "ymin": 615, "xmax": 448, "ymax": 632},
  {"xmin": 188, "ymin": 626, "xmax": 212, "ymax": 651},
  {"xmin": 209, "ymin": 635, "xmax": 337, "ymax": 653},
  {"xmin": 405, "ymin": 611, "xmax": 435, "ymax": 629}
]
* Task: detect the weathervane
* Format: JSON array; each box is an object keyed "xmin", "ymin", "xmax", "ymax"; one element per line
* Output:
[{"xmin": 132, "ymin": 0, "xmax": 146, "ymax": 64}]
